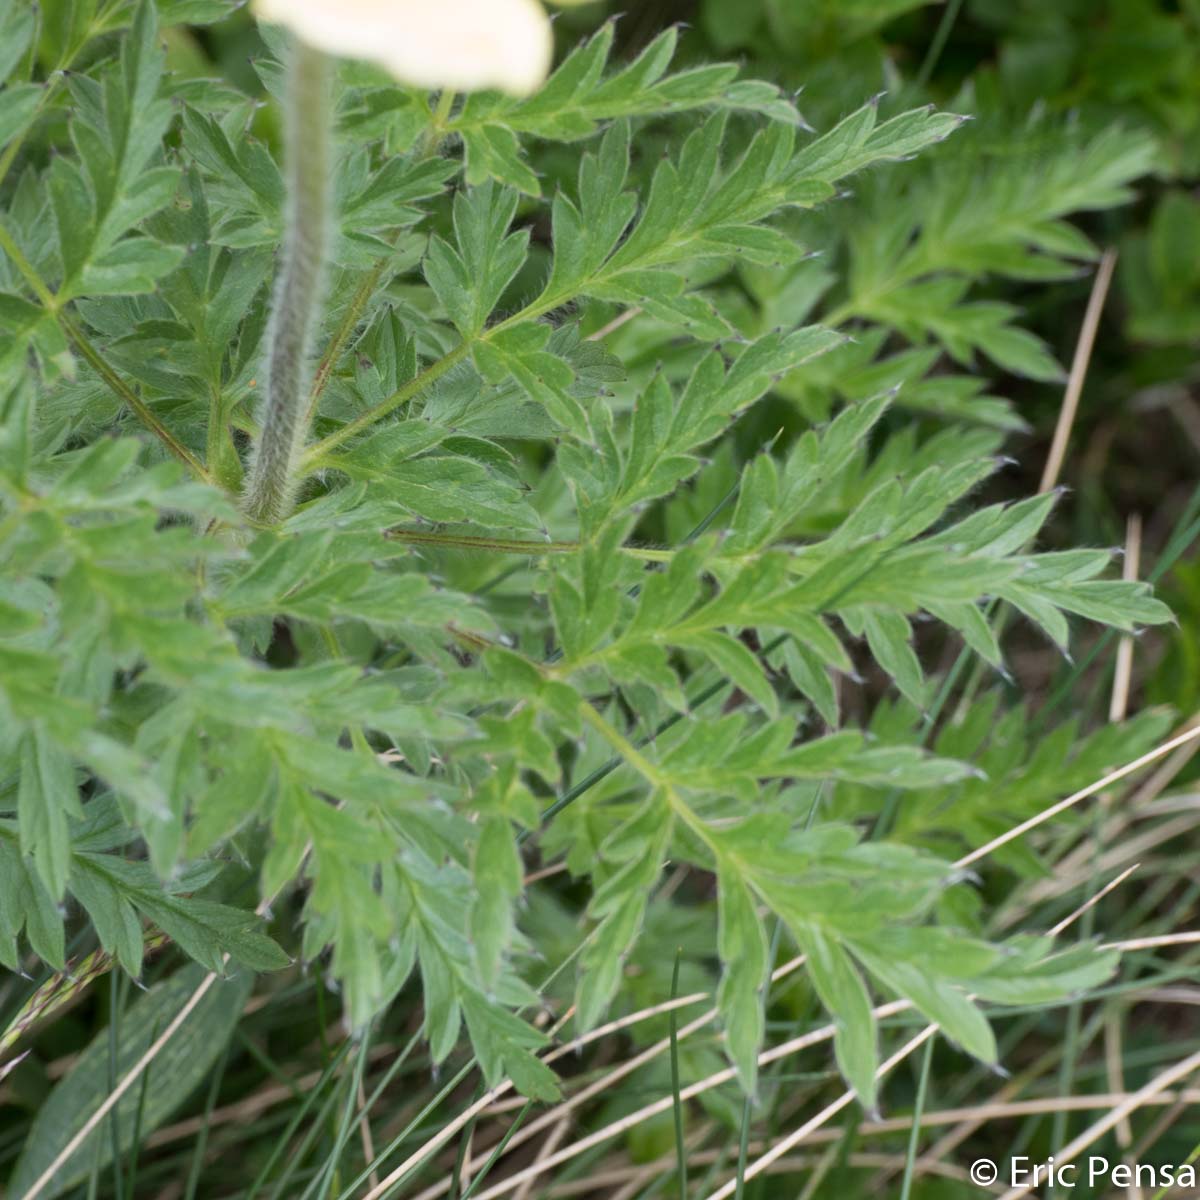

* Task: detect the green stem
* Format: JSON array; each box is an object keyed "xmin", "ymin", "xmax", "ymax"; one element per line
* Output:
[
  {"xmin": 0, "ymin": 217, "xmax": 210, "ymax": 479},
  {"xmin": 916, "ymin": 0, "xmax": 966, "ymax": 88},
  {"xmin": 305, "ymin": 263, "xmax": 383, "ymax": 425},
  {"xmin": 578, "ymin": 702, "xmax": 721, "ymax": 851},
  {"xmin": 302, "ymin": 339, "xmax": 471, "ymax": 466},
  {"xmin": 62, "ymin": 311, "xmax": 211, "ymax": 480},
  {"xmin": 417, "ymin": 88, "xmax": 458, "ymax": 159},
  {"xmin": 242, "ymin": 39, "xmax": 332, "ymax": 524},
  {"xmin": 384, "ymin": 526, "xmax": 670, "ymax": 561},
  {"xmin": 0, "ymin": 218, "xmax": 56, "ymax": 308}
]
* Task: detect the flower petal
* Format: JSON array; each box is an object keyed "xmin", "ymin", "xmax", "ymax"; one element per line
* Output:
[{"xmin": 254, "ymin": 0, "xmax": 553, "ymax": 96}]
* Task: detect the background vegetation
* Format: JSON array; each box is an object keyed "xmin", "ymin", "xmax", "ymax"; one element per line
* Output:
[{"xmin": 2, "ymin": 0, "xmax": 1200, "ymax": 1197}]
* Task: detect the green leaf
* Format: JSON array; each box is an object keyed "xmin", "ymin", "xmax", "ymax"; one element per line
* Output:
[
  {"xmin": 682, "ymin": 631, "xmax": 778, "ymax": 717},
  {"xmin": 71, "ymin": 852, "xmax": 290, "ymax": 974},
  {"xmin": 794, "ymin": 923, "xmax": 879, "ymax": 1109},
  {"xmin": 853, "ymin": 947, "xmax": 997, "ymax": 1064},
  {"xmin": 424, "ymin": 182, "xmax": 528, "ymax": 336},
  {"xmin": 858, "ymin": 609, "xmax": 927, "ymax": 710},
  {"xmin": 473, "ymin": 824, "xmax": 525, "ymax": 986},
  {"xmin": 474, "ymin": 324, "xmax": 589, "ymax": 437},
  {"xmin": 0, "ymin": 837, "xmax": 65, "ymax": 970},
  {"xmin": 0, "ymin": 83, "xmax": 41, "ymax": 150},
  {"xmin": 49, "ymin": 1, "xmax": 182, "ymax": 301},
  {"xmin": 612, "ymin": 328, "xmax": 846, "ymax": 515},
  {"xmin": 967, "ymin": 938, "xmax": 1119, "ymax": 1005},
  {"xmin": 0, "ymin": 0, "xmax": 36, "ymax": 86},
  {"xmin": 64, "ymin": 858, "xmax": 144, "ymax": 976},
  {"xmin": 17, "ymin": 728, "xmax": 81, "ymax": 900},
  {"xmin": 455, "ymin": 24, "xmax": 804, "ymax": 193},
  {"xmin": 716, "ymin": 865, "xmax": 769, "ymax": 1093},
  {"xmin": 180, "ymin": 107, "xmax": 283, "ymax": 247},
  {"xmin": 576, "ymin": 790, "xmax": 672, "ymax": 1030},
  {"xmin": 10, "ymin": 965, "xmax": 253, "ymax": 1199},
  {"xmin": 461, "ymin": 991, "xmax": 559, "ymax": 1101}
]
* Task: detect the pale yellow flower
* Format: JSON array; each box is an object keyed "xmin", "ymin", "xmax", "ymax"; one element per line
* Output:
[{"xmin": 253, "ymin": 0, "xmax": 554, "ymax": 96}]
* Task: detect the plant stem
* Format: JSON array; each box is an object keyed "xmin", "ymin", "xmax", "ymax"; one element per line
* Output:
[
  {"xmin": 669, "ymin": 950, "xmax": 688, "ymax": 1200},
  {"xmin": 302, "ymin": 339, "xmax": 471, "ymax": 466},
  {"xmin": 305, "ymin": 264, "xmax": 383, "ymax": 424},
  {"xmin": 916, "ymin": 0, "xmax": 966, "ymax": 87},
  {"xmin": 0, "ymin": 218, "xmax": 211, "ymax": 481},
  {"xmin": 242, "ymin": 38, "xmax": 332, "ymax": 524},
  {"xmin": 384, "ymin": 526, "xmax": 670, "ymax": 561}
]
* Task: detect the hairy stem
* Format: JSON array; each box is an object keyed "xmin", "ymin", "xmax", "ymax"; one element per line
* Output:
[
  {"xmin": 384, "ymin": 526, "xmax": 671, "ymax": 561},
  {"xmin": 242, "ymin": 39, "xmax": 331, "ymax": 524}
]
